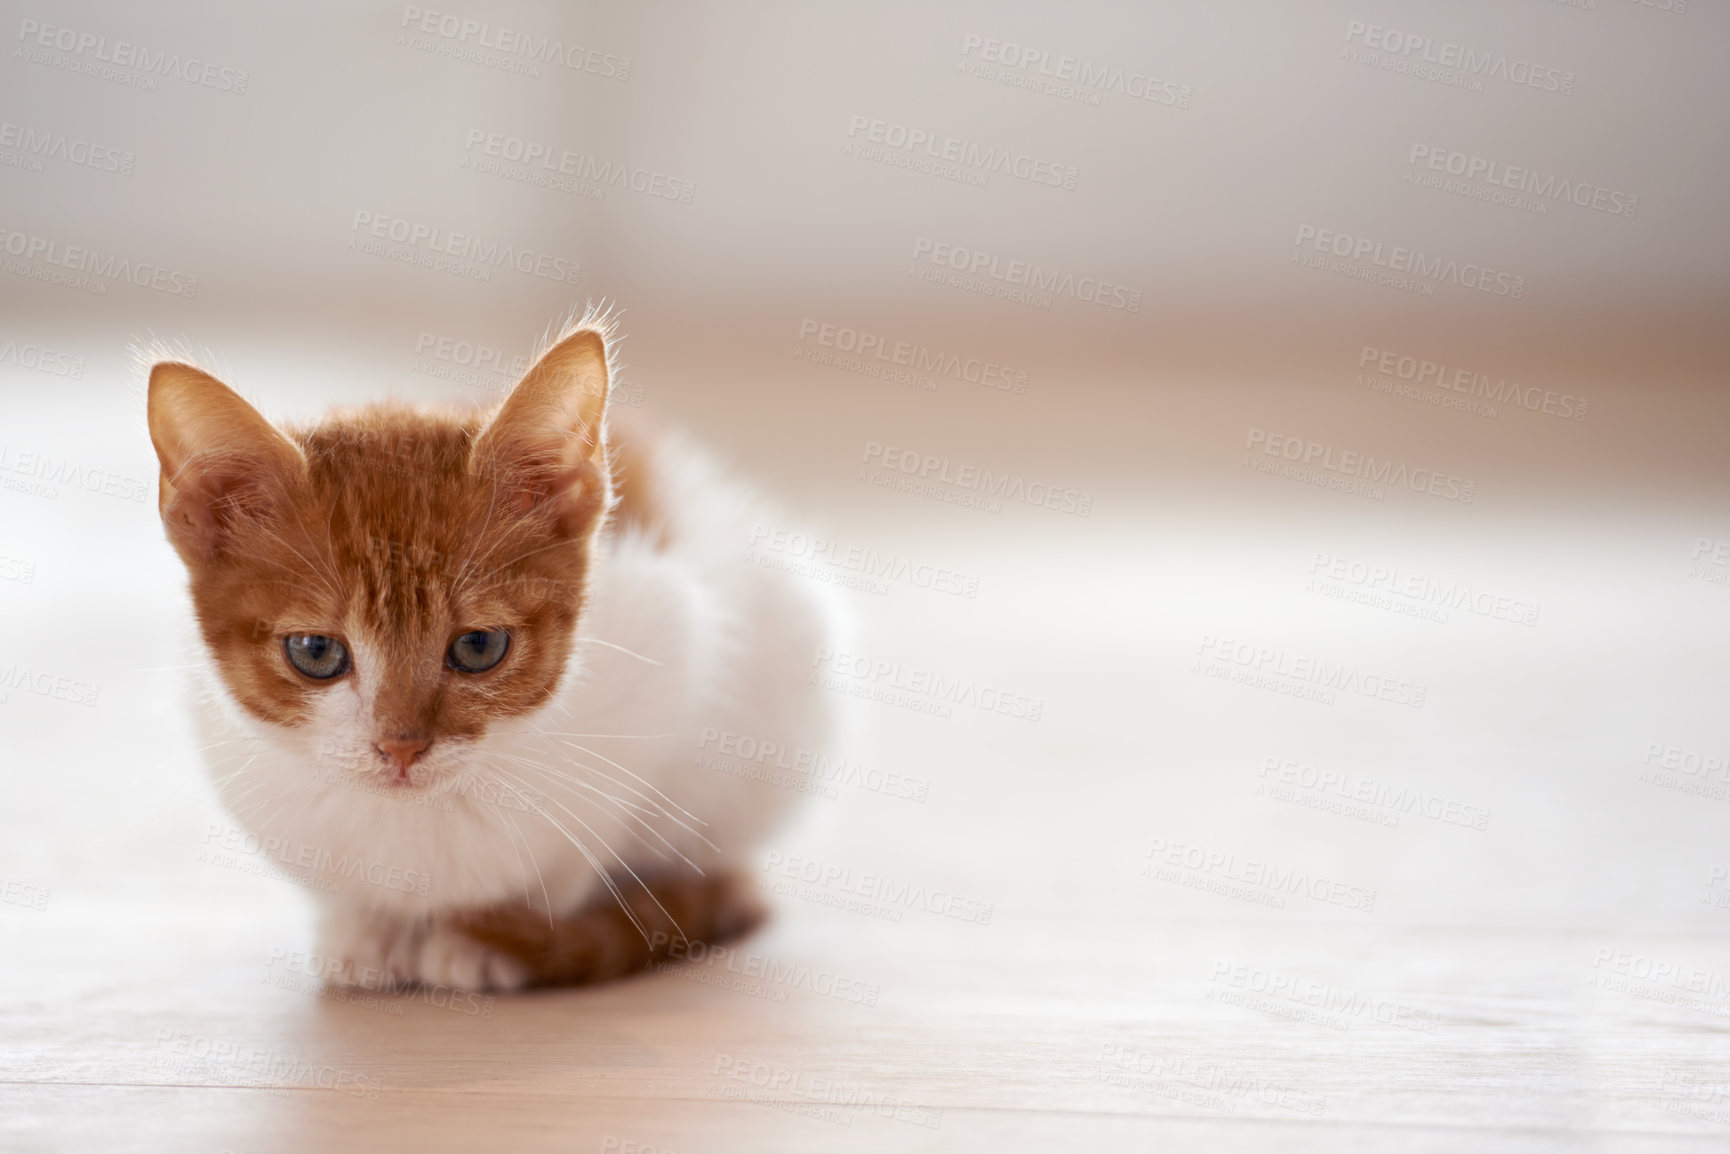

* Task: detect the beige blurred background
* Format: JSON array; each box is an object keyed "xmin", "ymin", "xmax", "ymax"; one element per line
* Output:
[{"xmin": 4, "ymin": 1, "xmax": 1730, "ymax": 1150}]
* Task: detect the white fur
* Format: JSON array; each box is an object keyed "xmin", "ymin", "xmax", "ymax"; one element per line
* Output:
[{"xmin": 192, "ymin": 432, "xmax": 853, "ymax": 991}]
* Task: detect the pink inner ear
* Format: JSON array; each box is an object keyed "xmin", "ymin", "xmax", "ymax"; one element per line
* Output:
[
  {"xmin": 477, "ymin": 433, "xmax": 606, "ymax": 536},
  {"xmin": 166, "ymin": 457, "xmax": 285, "ymax": 561},
  {"xmin": 165, "ymin": 494, "xmax": 221, "ymax": 560}
]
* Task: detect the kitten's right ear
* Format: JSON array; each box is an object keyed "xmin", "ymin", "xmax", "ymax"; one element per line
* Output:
[{"xmin": 146, "ymin": 362, "xmax": 305, "ymax": 563}]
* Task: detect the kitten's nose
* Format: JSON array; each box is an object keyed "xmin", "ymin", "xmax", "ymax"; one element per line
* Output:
[{"xmin": 375, "ymin": 736, "xmax": 432, "ymax": 777}]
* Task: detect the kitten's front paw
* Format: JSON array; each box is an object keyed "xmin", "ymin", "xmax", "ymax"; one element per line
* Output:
[
  {"xmin": 315, "ymin": 909, "xmax": 423, "ymax": 992},
  {"xmin": 416, "ymin": 923, "xmax": 530, "ymax": 992},
  {"xmin": 315, "ymin": 910, "xmax": 530, "ymax": 993}
]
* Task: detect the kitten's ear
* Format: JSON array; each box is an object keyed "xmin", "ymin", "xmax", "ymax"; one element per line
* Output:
[
  {"xmin": 471, "ymin": 327, "xmax": 611, "ymax": 535},
  {"xmin": 146, "ymin": 362, "xmax": 306, "ymax": 564}
]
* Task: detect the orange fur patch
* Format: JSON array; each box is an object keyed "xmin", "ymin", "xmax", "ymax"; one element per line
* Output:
[
  {"xmin": 607, "ymin": 416, "xmax": 672, "ymax": 550},
  {"xmin": 456, "ymin": 871, "xmax": 767, "ymax": 986}
]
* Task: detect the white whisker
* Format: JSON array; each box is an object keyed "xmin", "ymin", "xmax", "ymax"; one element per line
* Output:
[
  {"xmin": 468, "ymin": 775, "xmax": 554, "ymax": 923},
  {"xmin": 533, "ymin": 730, "xmax": 672, "ymax": 741},
  {"xmin": 491, "ymin": 765, "xmax": 685, "ymax": 947},
  {"xmin": 495, "ymin": 753, "xmax": 701, "ymax": 872},
  {"xmin": 552, "ymin": 738, "xmax": 708, "ymax": 829},
  {"xmin": 488, "ymin": 768, "xmax": 653, "ymax": 943},
  {"xmin": 579, "ymin": 637, "xmax": 663, "ymax": 666},
  {"xmin": 539, "ymin": 749, "xmax": 717, "ymax": 851}
]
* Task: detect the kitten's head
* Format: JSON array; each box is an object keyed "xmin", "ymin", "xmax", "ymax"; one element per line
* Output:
[{"xmin": 146, "ymin": 323, "xmax": 614, "ymax": 791}]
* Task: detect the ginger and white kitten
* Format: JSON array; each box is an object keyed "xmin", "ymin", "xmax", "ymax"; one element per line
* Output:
[{"xmin": 147, "ymin": 316, "xmax": 849, "ymax": 992}]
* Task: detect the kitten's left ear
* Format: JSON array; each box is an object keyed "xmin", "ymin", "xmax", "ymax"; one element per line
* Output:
[{"xmin": 472, "ymin": 326, "xmax": 611, "ymax": 535}]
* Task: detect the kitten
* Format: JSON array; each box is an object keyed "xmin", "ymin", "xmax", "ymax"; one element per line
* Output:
[{"xmin": 147, "ymin": 314, "xmax": 851, "ymax": 992}]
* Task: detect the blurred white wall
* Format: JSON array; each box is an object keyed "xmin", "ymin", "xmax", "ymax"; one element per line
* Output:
[{"xmin": 4, "ymin": 0, "xmax": 1725, "ymax": 336}]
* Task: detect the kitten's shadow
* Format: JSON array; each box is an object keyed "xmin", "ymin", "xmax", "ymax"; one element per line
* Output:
[{"xmin": 295, "ymin": 927, "xmax": 798, "ymax": 1098}]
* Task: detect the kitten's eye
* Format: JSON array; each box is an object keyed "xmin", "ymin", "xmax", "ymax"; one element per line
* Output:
[
  {"xmin": 448, "ymin": 629, "xmax": 510, "ymax": 673},
  {"xmin": 284, "ymin": 634, "xmax": 350, "ymax": 680}
]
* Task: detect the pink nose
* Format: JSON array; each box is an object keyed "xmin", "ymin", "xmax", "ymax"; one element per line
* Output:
[{"xmin": 375, "ymin": 736, "xmax": 432, "ymax": 776}]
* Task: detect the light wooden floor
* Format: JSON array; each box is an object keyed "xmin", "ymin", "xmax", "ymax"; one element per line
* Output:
[{"xmin": 5, "ymin": 367, "xmax": 1730, "ymax": 1153}]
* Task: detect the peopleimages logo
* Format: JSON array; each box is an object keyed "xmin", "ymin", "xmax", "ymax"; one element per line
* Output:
[
  {"xmin": 697, "ymin": 727, "xmax": 931, "ymax": 803},
  {"xmin": 1194, "ymin": 632, "xmax": 1428, "ymax": 709},
  {"xmin": 1294, "ymin": 225, "xmax": 1524, "ymax": 299},
  {"xmin": 15, "ymin": 18, "xmax": 249, "ymax": 93},
  {"xmin": 763, "ymin": 851, "xmax": 994, "ymax": 925},
  {"xmin": 413, "ymin": 332, "xmax": 528, "ymax": 381},
  {"xmin": 710, "ymin": 1054, "xmax": 942, "ymax": 1129},
  {"xmin": 909, "ymin": 237, "xmax": 1142, "ymax": 312},
  {"xmin": 1245, "ymin": 428, "xmax": 1476, "ymax": 503},
  {"xmin": 0, "ymin": 226, "xmax": 199, "ymax": 297},
  {"xmin": 959, "ymin": 34, "xmax": 1192, "ymax": 108},
  {"xmin": 797, "ymin": 318, "xmax": 1028, "ymax": 394},
  {"xmin": 862, "ymin": 440, "xmax": 1093, "ymax": 516},
  {"xmin": 1408, "ymin": 144, "xmax": 1637, "ymax": 218},
  {"xmin": 1357, "ymin": 345, "xmax": 1587, "ymax": 422},
  {"xmin": 845, "ymin": 115, "xmax": 1078, "ymax": 189},
  {"xmin": 0, "ymin": 444, "xmax": 150, "ymax": 502},
  {"xmin": 0, "ymin": 553, "xmax": 37, "ymax": 584},
  {"xmin": 463, "ymin": 129, "xmax": 695, "ymax": 203},
  {"xmin": 0, "ymin": 663, "xmax": 100, "ymax": 707},
  {"xmin": 748, "ymin": 522, "xmax": 981, "ymax": 599},
  {"xmin": 201, "ymin": 824, "xmax": 432, "ymax": 897},
  {"xmin": 1308, "ymin": 552, "xmax": 1540, "ymax": 627},
  {"xmin": 1144, "ymin": 837, "xmax": 1378, "ymax": 912},
  {"xmin": 1096, "ymin": 1042, "xmax": 1327, "ymax": 1117},
  {"xmin": 0, "ymin": 338, "xmax": 85, "ymax": 379},
  {"xmin": 1258, "ymin": 757, "xmax": 1492, "ymax": 831},
  {"xmin": 398, "ymin": 7, "xmax": 630, "ymax": 79},
  {"xmin": 0, "ymin": 120, "xmax": 134, "ymax": 175},
  {"xmin": 348, "ymin": 210, "xmax": 579, "ymax": 283},
  {"xmin": 1342, "ymin": 20, "xmax": 1575, "ymax": 95},
  {"xmin": 811, "ymin": 646, "xmax": 1045, "ymax": 722}
]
